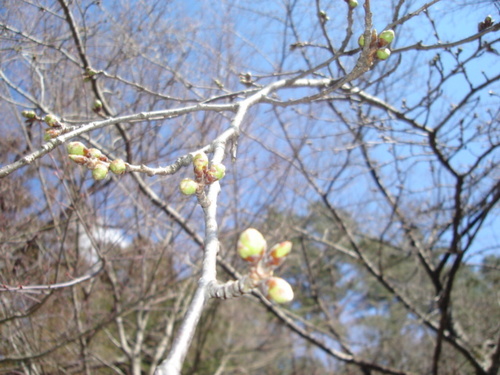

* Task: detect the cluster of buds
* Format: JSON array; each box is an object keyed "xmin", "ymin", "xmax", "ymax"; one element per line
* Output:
[
  {"xmin": 21, "ymin": 110, "xmax": 67, "ymax": 140},
  {"xmin": 179, "ymin": 151, "xmax": 226, "ymax": 196},
  {"xmin": 83, "ymin": 68, "xmax": 99, "ymax": 82},
  {"xmin": 67, "ymin": 141, "xmax": 127, "ymax": 180},
  {"xmin": 358, "ymin": 29, "xmax": 395, "ymax": 61},
  {"xmin": 478, "ymin": 15, "xmax": 494, "ymax": 32},
  {"xmin": 318, "ymin": 10, "xmax": 329, "ymax": 24},
  {"xmin": 237, "ymin": 228, "xmax": 294, "ymax": 304},
  {"xmin": 239, "ymin": 72, "xmax": 253, "ymax": 86}
]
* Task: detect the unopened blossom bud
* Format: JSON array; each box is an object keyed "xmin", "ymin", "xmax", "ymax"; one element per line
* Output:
[
  {"xmin": 193, "ymin": 152, "xmax": 209, "ymax": 172},
  {"xmin": 109, "ymin": 159, "xmax": 126, "ymax": 175},
  {"xmin": 87, "ymin": 148, "xmax": 103, "ymax": 159},
  {"xmin": 348, "ymin": 0, "xmax": 358, "ymax": 8},
  {"xmin": 68, "ymin": 155, "xmax": 87, "ymax": 164},
  {"xmin": 67, "ymin": 141, "xmax": 87, "ymax": 156},
  {"xmin": 179, "ymin": 178, "xmax": 199, "ymax": 195},
  {"xmin": 358, "ymin": 34, "xmax": 365, "ymax": 47},
  {"xmin": 378, "ymin": 30, "xmax": 395, "ymax": 46},
  {"xmin": 206, "ymin": 163, "xmax": 226, "ymax": 183},
  {"xmin": 268, "ymin": 241, "xmax": 292, "ymax": 266},
  {"xmin": 92, "ymin": 162, "xmax": 108, "ymax": 180},
  {"xmin": 92, "ymin": 99, "xmax": 103, "ymax": 112},
  {"xmin": 44, "ymin": 114, "xmax": 59, "ymax": 127},
  {"xmin": 264, "ymin": 277, "xmax": 294, "ymax": 304},
  {"xmin": 376, "ymin": 48, "xmax": 391, "ymax": 60},
  {"xmin": 237, "ymin": 228, "xmax": 266, "ymax": 263},
  {"xmin": 318, "ymin": 10, "xmax": 329, "ymax": 23},
  {"xmin": 44, "ymin": 129, "xmax": 61, "ymax": 140},
  {"xmin": 21, "ymin": 110, "xmax": 37, "ymax": 119}
]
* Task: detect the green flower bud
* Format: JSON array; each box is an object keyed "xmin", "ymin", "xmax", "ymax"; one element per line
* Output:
[
  {"xmin": 21, "ymin": 110, "xmax": 37, "ymax": 119},
  {"xmin": 44, "ymin": 114, "xmax": 59, "ymax": 127},
  {"xmin": 349, "ymin": 0, "xmax": 358, "ymax": 8},
  {"xmin": 92, "ymin": 162, "xmax": 108, "ymax": 180},
  {"xmin": 318, "ymin": 10, "xmax": 329, "ymax": 22},
  {"xmin": 358, "ymin": 34, "xmax": 365, "ymax": 47},
  {"xmin": 92, "ymin": 99, "xmax": 103, "ymax": 111},
  {"xmin": 67, "ymin": 141, "xmax": 87, "ymax": 156},
  {"xmin": 378, "ymin": 30, "xmax": 395, "ymax": 46},
  {"xmin": 264, "ymin": 277, "xmax": 294, "ymax": 304},
  {"xmin": 87, "ymin": 148, "xmax": 103, "ymax": 159},
  {"xmin": 206, "ymin": 163, "xmax": 226, "ymax": 183},
  {"xmin": 193, "ymin": 152, "xmax": 209, "ymax": 172},
  {"xmin": 268, "ymin": 241, "xmax": 292, "ymax": 266},
  {"xmin": 109, "ymin": 159, "xmax": 126, "ymax": 175},
  {"xmin": 179, "ymin": 178, "xmax": 199, "ymax": 195},
  {"xmin": 86, "ymin": 68, "xmax": 98, "ymax": 77},
  {"xmin": 376, "ymin": 48, "xmax": 391, "ymax": 60},
  {"xmin": 237, "ymin": 228, "xmax": 267, "ymax": 263}
]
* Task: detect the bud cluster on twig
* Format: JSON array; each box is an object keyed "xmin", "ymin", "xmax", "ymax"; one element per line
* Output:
[
  {"xmin": 21, "ymin": 110, "xmax": 69, "ymax": 140},
  {"xmin": 179, "ymin": 152, "xmax": 226, "ymax": 199},
  {"xmin": 358, "ymin": 29, "xmax": 395, "ymax": 62},
  {"xmin": 237, "ymin": 228, "xmax": 294, "ymax": 304},
  {"xmin": 67, "ymin": 141, "xmax": 127, "ymax": 180}
]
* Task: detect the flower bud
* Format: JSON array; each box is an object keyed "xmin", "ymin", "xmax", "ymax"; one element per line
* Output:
[
  {"xmin": 206, "ymin": 163, "xmax": 226, "ymax": 183},
  {"xmin": 376, "ymin": 48, "xmax": 391, "ymax": 60},
  {"xmin": 358, "ymin": 34, "xmax": 365, "ymax": 47},
  {"xmin": 179, "ymin": 178, "xmax": 199, "ymax": 195},
  {"xmin": 348, "ymin": 0, "xmax": 358, "ymax": 8},
  {"xmin": 68, "ymin": 155, "xmax": 87, "ymax": 164},
  {"xmin": 67, "ymin": 141, "xmax": 87, "ymax": 156},
  {"xmin": 237, "ymin": 228, "xmax": 266, "ymax": 263},
  {"xmin": 92, "ymin": 99, "xmax": 103, "ymax": 112},
  {"xmin": 109, "ymin": 159, "xmax": 126, "ymax": 175},
  {"xmin": 92, "ymin": 162, "xmax": 108, "ymax": 180},
  {"xmin": 44, "ymin": 114, "xmax": 59, "ymax": 127},
  {"xmin": 378, "ymin": 30, "xmax": 395, "ymax": 46},
  {"xmin": 264, "ymin": 277, "xmax": 294, "ymax": 304},
  {"xmin": 87, "ymin": 148, "xmax": 103, "ymax": 159},
  {"xmin": 21, "ymin": 110, "xmax": 37, "ymax": 119},
  {"xmin": 318, "ymin": 10, "xmax": 329, "ymax": 23},
  {"xmin": 268, "ymin": 241, "xmax": 292, "ymax": 266},
  {"xmin": 44, "ymin": 129, "xmax": 61, "ymax": 139},
  {"xmin": 193, "ymin": 152, "xmax": 209, "ymax": 173}
]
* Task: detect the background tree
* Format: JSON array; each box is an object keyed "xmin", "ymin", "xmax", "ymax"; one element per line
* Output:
[{"xmin": 1, "ymin": 0, "xmax": 499, "ymax": 374}]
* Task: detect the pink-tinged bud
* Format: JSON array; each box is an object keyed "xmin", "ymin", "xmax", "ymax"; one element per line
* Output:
[
  {"xmin": 21, "ymin": 110, "xmax": 37, "ymax": 119},
  {"xmin": 87, "ymin": 148, "xmax": 103, "ymax": 159},
  {"xmin": 264, "ymin": 277, "xmax": 294, "ymax": 304},
  {"xmin": 378, "ymin": 30, "xmax": 395, "ymax": 47},
  {"xmin": 348, "ymin": 0, "xmax": 358, "ymax": 8},
  {"xmin": 92, "ymin": 162, "xmax": 108, "ymax": 180},
  {"xmin": 206, "ymin": 163, "xmax": 226, "ymax": 183},
  {"xmin": 179, "ymin": 178, "xmax": 199, "ymax": 195},
  {"xmin": 109, "ymin": 159, "xmax": 126, "ymax": 175},
  {"xmin": 268, "ymin": 241, "xmax": 292, "ymax": 266},
  {"xmin": 376, "ymin": 48, "xmax": 391, "ymax": 60},
  {"xmin": 67, "ymin": 141, "xmax": 87, "ymax": 156},
  {"xmin": 237, "ymin": 228, "xmax": 267, "ymax": 262},
  {"xmin": 44, "ymin": 129, "xmax": 61, "ymax": 140},
  {"xmin": 68, "ymin": 155, "xmax": 88, "ymax": 164},
  {"xmin": 193, "ymin": 152, "xmax": 209, "ymax": 172},
  {"xmin": 44, "ymin": 114, "xmax": 59, "ymax": 127}
]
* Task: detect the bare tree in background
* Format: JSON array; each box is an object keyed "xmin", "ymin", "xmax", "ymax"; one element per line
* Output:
[{"xmin": 0, "ymin": 0, "xmax": 499, "ymax": 374}]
